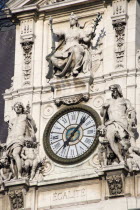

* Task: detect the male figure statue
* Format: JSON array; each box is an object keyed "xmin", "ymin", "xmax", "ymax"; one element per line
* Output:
[
  {"xmin": 100, "ymin": 84, "xmax": 136, "ymax": 164},
  {"xmin": 6, "ymin": 102, "xmax": 37, "ymax": 179}
]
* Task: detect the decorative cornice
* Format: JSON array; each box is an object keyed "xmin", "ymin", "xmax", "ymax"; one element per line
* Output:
[
  {"xmin": 7, "ymin": 0, "xmax": 105, "ymax": 15},
  {"xmin": 3, "ymin": 69, "xmax": 139, "ymax": 100},
  {"xmin": 55, "ymin": 94, "xmax": 89, "ymax": 107}
]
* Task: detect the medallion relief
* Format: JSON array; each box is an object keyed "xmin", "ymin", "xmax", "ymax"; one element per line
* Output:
[{"xmin": 42, "ymin": 105, "xmax": 55, "ymax": 119}]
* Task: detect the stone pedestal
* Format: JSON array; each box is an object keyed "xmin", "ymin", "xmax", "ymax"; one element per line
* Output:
[{"xmin": 49, "ymin": 72, "xmax": 92, "ymax": 106}]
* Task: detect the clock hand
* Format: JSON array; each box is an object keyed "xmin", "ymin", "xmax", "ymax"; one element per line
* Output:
[{"xmin": 63, "ymin": 116, "xmax": 86, "ymax": 148}]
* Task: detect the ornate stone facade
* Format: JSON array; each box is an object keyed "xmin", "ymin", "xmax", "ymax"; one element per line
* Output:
[{"xmin": 1, "ymin": 0, "xmax": 140, "ymax": 209}]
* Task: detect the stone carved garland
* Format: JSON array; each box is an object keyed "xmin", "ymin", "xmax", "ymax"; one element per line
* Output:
[
  {"xmin": 112, "ymin": 0, "xmax": 127, "ymax": 69},
  {"xmin": 21, "ymin": 41, "xmax": 33, "ymax": 86},
  {"xmin": 113, "ymin": 21, "xmax": 126, "ymax": 69}
]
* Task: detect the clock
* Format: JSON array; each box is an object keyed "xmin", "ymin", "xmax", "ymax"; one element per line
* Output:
[{"xmin": 43, "ymin": 105, "xmax": 101, "ymax": 164}]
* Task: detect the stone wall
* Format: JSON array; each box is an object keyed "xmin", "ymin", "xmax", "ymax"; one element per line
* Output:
[{"xmin": 1, "ymin": 0, "xmax": 140, "ymax": 210}]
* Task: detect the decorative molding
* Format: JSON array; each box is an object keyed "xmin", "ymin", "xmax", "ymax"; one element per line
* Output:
[
  {"xmin": 90, "ymin": 153, "xmax": 100, "ymax": 169},
  {"xmin": 106, "ymin": 174, "xmax": 124, "ymax": 197},
  {"xmin": 43, "ymin": 0, "xmax": 65, "ymax": 5},
  {"xmin": 112, "ymin": 0, "xmax": 127, "ymax": 16},
  {"xmin": 55, "ymin": 94, "xmax": 89, "ymax": 107},
  {"xmin": 93, "ymin": 96, "xmax": 104, "ymax": 108},
  {"xmin": 39, "ymin": 157, "xmax": 53, "ymax": 177},
  {"xmin": 42, "ymin": 105, "xmax": 54, "ymax": 119},
  {"xmin": 20, "ymin": 19, "xmax": 34, "ymax": 37},
  {"xmin": 7, "ymin": 0, "xmax": 105, "ymax": 15}
]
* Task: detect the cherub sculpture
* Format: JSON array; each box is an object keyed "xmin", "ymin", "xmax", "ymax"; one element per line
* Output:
[
  {"xmin": 97, "ymin": 125, "xmax": 108, "ymax": 167},
  {"xmin": 21, "ymin": 141, "xmax": 40, "ymax": 180},
  {"xmin": 0, "ymin": 155, "xmax": 14, "ymax": 190},
  {"xmin": 46, "ymin": 12, "xmax": 102, "ymax": 78}
]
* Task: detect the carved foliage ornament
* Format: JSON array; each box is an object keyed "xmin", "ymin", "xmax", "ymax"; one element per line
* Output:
[
  {"xmin": 55, "ymin": 94, "xmax": 89, "ymax": 107},
  {"xmin": 113, "ymin": 21, "xmax": 126, "ymax": 68},
  {"xmin": 21, "ymin": 41, "xmax": 33, "ymax": 86},
  {"xmin": 107, "ymin": 175, "xmax": 123, "ymax": 196},
  {"xmin": 112, "ymin": 0, "xmax": 127, "ymax": 69},
  {"xmin": 8, "ymin": 190, "xmax": 24, "ymax": 210}
]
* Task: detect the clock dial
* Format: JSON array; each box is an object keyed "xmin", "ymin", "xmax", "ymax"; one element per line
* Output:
[{"xmin": 43, "ymin": 105, "xmax": 101, "ymax": 164}]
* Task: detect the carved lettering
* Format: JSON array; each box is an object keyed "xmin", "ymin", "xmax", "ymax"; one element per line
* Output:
[{"xmin": 52, "ymin": 188, "xmax": 86, "ymax": 201}]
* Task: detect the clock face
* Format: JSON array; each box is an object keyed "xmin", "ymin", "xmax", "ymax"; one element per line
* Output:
[{"xmin": 43, "ymin": 105, "xmax": 101, "ymax": 164}]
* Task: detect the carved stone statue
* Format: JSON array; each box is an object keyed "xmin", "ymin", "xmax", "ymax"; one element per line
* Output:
[
  {"xmin": 0, "ymin": 155, "xmax": 13, "ymax": 183},
  {"xmin": 0, "ymin": 103, "xmax": 52, "ymax": 184},
  {"xmin": 99, "ymin": 84, "xmax": 136, "ymax": 165},
  {"xmin": 21, "ymin": 141, "xmax": 40, "ymax": 180},
  {"xmin": 6, "ymin": 102, "xmax": 37, "ymax": 179},
  {"xmin": 97, "ymin": 125, "xmax": 119, "ymax": 167},
  {"xmin": 46, "ymin": 12, "xmax": 102, "ymax": 78},
  {"xmin": 97, "ymin": 125, "xmax": 108, "ymax": 167}
]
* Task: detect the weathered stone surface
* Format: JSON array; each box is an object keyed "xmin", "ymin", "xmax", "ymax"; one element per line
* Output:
[{"xmin": 1, "ymin": 0, "xmax": 140, "ymax": 209}]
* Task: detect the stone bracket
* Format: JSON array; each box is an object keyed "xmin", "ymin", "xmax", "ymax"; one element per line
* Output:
[
  {"xmin": 49, "ymin": 73, "xmax": 92, "ymax": 106},
  {"xmin": 106, "ymin": 173, "xmax": 124, "ymax": 197},
  {"xmin": 98, "ymin": 164, "xmax": 129, "ymax": 198},
  {"xmin": 5, "ymin": 180, "xmax": 29, "ymax": 210}
]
